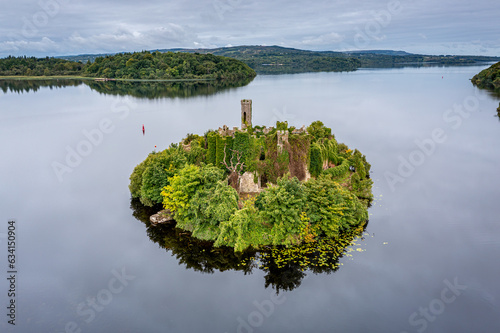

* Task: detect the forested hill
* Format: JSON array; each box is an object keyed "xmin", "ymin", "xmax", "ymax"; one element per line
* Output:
[
  {"xmin": 0, "ymin": 51, "xmax": 257, "ymax": 81},
  {"xmin": 151, "ymin": 46, "xmax": 500, "ymax": 74},
  {"xmin": 158, "ymin": 46, "xmax": 361, "ymax": 74},
  {"xmin": 6, "ymin": 46, "xmax": 499, "ymax": 77},
  {"xmin": 471, "ymin": 61, "xmax": 500, "ymax": 92}
]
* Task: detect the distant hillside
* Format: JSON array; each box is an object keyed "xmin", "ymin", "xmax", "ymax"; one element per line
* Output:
[
  {"xmin": 157, "ymin": 46, "xmax": 361, "ymax": 74},
  {"xmin": 343, "ymin": 50, "xmax": 413, "ymax": 56},
  {"xmin": 471, "ymin": 61, "xmax": 500, "ymax": 92}
]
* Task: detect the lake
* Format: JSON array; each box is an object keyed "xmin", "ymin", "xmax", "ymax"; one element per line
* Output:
[{"xmin": 1, "ymin": 65, "xmax": 499, "ymax": 333}]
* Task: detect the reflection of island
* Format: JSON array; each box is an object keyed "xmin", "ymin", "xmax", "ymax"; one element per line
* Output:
[
  {"xmin": 0, "ymin": 79, "xmax": 84, "ymax": 94},
  {"xmin": 86, "ymin": 78, "xmax": 254, "ymax": 99},
  {"xmin": 130, "ymin": 198, "xmax": 368, "ymax": 293},
  {"xmin": 0, "ymin": 78, "xmax": 254, "ymax": 99}
]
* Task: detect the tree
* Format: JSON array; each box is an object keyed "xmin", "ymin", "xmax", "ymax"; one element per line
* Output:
[
  {"xmin": 129, "ymin": 148, "xmax": 186, "ymax": 206},
  {"xmin": 304, "ymin": 174, "xmax": 367, "ymax": 238},
  {"xmin": 161, "ymin": 164, "xmax": 238, "ymax": 239},
  {"xmin": 307, "ymin": 121, "xmax": 332, "ymax": 142},
  {"xmin": 255, "ymin": 176, "xmax": 307, "ymax": 245},
  {"xmin": 221, "ymin": 145, "xmax": 245, "ymax": 191}
]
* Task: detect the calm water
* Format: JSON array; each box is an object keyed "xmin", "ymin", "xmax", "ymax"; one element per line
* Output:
[{"xmin": 1, "ymin": 66, "xmax": 499, "ymax": 333}]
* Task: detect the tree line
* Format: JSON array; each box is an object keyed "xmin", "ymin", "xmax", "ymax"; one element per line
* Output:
[{"xmin": 0, "ymin": 51, "xmax": 257, "ymax": 81}]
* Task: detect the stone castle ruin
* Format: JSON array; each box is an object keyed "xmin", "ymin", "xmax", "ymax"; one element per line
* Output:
[
  {"xmin": 199, "ymin": 100, "xmax": 311, "ymax": 194},
  {"xmin": 218, "ymin": 100, "xmax": 308, "ymax": 138},
  {"xmin": 241, "ymin": 99, "xmax": 252, "ymax": 129}
]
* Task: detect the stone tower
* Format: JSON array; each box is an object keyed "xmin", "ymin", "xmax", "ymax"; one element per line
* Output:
[{"xmin": 241, "ymin": 99, "xmax": 252, "ymax": 129}]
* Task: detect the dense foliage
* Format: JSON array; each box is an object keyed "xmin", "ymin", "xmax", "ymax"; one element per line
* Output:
[
  {"xmin": 0, "ymin": 56, "xmax": 84, "ymax": 76},
  {"xmin": 0, "ymin": 51, "xmax": 257, "ymax": 81},
  {"xmin": 129, "ymin": 120, "xmax": 373, "ymax": 252},
  {"xmin": 471, "ymin": 62, "xmax": 500, "ymax": 92},
  {"xmin": 85, "ymin": 51, "xmax": 256, "ymax": 80}
]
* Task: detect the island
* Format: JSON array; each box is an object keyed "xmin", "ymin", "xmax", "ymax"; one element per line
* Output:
[
  {"xmin": 129, "ymin": 100, "xmax": 373, "ymax": 252},
  {"xmin": 0, "ymin": 51, "xmax": 256, "ymax": 81}
]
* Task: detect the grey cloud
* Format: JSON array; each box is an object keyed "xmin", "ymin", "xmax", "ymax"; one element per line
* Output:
[{"xmin": 0, "ymin": 0, "xmax": 499, "ymax": 57}]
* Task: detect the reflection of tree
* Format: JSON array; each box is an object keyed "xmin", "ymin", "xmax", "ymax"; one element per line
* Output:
[
  {"xmin": 86, "ymin": 78, "xmax": 254, "ymax": 99},
  {"xmin": 130, "ymin": 198, "xmax": 254, "ymax": 274},
  {"xmin": 262, "ymin": 259, "xmax": 306, "ymax": 293},
  {"xmin": 0, "ymin": 78, "xmax": 254, "ymax": 99},
  {"xmin": 0, "ymin": 79, "xmax": 84, "ymax": 93},
  {"xmin": 130, "ymin": 198, "xmax": 367, "ymax": 293}
]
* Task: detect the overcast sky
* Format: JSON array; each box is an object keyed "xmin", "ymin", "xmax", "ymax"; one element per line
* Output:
[{"xmin": 0, "ymin": 0, "xmax": 498, "ymax": 57}]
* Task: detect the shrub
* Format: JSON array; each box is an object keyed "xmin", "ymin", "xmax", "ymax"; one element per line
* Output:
[
  {"xmin": 129, "ymin": 148, "xmax": 187, "ymax": 206},
  {"xmin": 304, "ymin": 174, "xmax": 368, "ymax": 238},
  {"xmin": 322, "ymin": 157, "xmax": 349, "ymax": 178},
  {"xmin": 255, "ymin": 176, "xmax": 307, "ymax": 245}
]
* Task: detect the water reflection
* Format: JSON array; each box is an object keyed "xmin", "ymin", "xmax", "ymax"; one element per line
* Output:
[
  {"xmin": 0, "ymin": 77, "xmax": 254, "ymax": 99},
  {"xmin": 86, "ymin": 78, "xmax": 254, "ymax": 99},
  {"xmin": 0, "ymin": 78, "xmax": 84, "ymax": 93},
  {"xmin": 130, "ymin": 198, "xmax": 368, "ymax": 293}
]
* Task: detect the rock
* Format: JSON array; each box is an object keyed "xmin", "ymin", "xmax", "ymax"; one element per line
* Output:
[{"xmin": 150, "ymin": 210, "xmax": 174, "ymax": 226}]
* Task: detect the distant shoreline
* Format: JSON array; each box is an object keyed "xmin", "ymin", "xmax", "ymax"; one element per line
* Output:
[{"xmin": 0, "ymin": 76, "xmax": 217, "ymax": 82}]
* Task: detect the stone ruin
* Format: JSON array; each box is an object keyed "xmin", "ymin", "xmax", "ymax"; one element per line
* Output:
[
  {"xmin": 196, "ymin": 99, "xmax": 311, "ymax": 193},
  {"xmin": 217, "ymin": 99, "xmax": 308, "ymax": 139}
]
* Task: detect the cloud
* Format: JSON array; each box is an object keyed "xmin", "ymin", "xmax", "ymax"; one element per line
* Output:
[
  {"xmin": 300, "ymin": 32, "xmax": 345, "ymax": 46},
  {"xmin": 0, "ymin": 37, "xmax": 59, "ymax": 55},
  {"xmin": 0, "ymin": 0, "xmax": 499, "ymax": 56},
  {"xmin": 67, "ymin": 23, "xmax": 200, "ymax": 54}
]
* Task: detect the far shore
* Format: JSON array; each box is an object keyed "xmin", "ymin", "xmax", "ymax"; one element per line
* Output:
[{"xmin": 0, "ymin": 75, "xmax": 218, "ymax": 82}]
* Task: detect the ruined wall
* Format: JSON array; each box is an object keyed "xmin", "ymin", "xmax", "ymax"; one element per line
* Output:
[{"xmin": 239, "ymin": 171, "xmax": 260, "ymax": 193}]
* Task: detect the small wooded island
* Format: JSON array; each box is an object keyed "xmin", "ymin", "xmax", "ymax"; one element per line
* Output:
[{"xmin": 130, "ymin": 100, "xmax": 373, "ymax": 252}]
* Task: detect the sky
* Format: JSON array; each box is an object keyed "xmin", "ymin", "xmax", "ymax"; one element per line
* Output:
[{"xmin": 0, "ymin": 0, "xmax": 499, "ymax": 57}]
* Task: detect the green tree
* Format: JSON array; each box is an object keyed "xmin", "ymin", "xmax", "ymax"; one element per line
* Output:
[
  {"xmin": 129, "ymin": 148, "xmax": 186, "ymax": 206},
  {"xmin": 307, "ymin": 121, "xmax": 332, "ymax": 142},
  {"xmin": 161, "ymin": 164, "xmax": 236, "ymax": 236},
  {"xmin": 255, "ymin": 176, "xmax": 307, "ymax": 245},
  {"xmin": 304, "ymin": 174, "xmax": 368, "ymax": 238}
]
